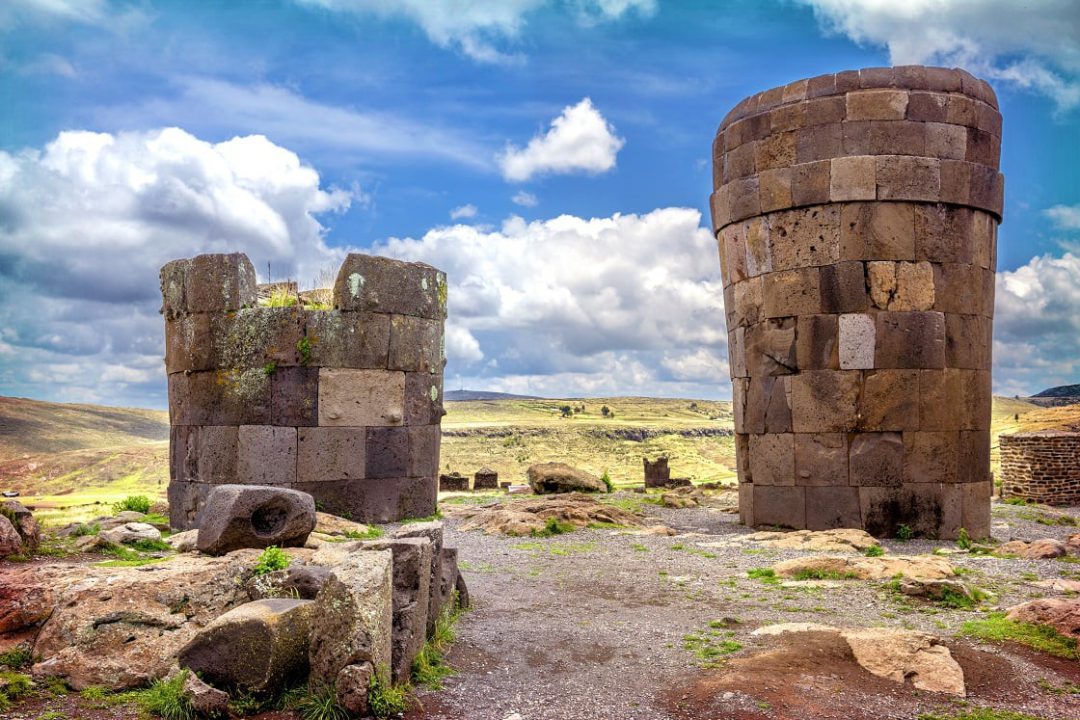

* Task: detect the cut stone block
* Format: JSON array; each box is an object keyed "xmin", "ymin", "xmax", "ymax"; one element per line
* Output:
[
  {"xmin": 366, "ymin": 427, "xmax": 410, "ymax": 479},
  {"xmin": 309, "ymin": 550, "xmax": 394, "ymax": 690},
  {"xmin": 796, "ymin": 314, "xmax": 839, "ymax": 370},
  {"xmin": 791, "ymin": 370, "xmax": 860, "ymax": 433},
  {"xmin": 171, "ymin": 425, "xmax": 238, "ymax": 485},
  {"xmin": 297, "ymin": 427, "xmax": 366, "ymax": 484},
  {"xmin": 752, "ymin": 485, "xmax": 806, "ymax": 529},
  {"xmin": 762, "ymin": 268, "xmax": 821, "ymax": 318},
  {"xmin": 318, "ymin": 369, "xmax": 406, "ymax": 426},
  {"xmin": 867, "ymin": 261, "xmax": 934, "ymax": 311},
  {"xmin": 407, "ymin": 425, "xmax": 441, "ymax": 478},
  {"xmin": 767, "ymin": 206, "xmax": 840, "ymax": 272},
  {"xmin": 748, "ymin": 433, "xmax": 795, "ymax": 486},
  {"xmin": 388, "ymin": 315, "xmax": 443, "ymax": 373},
  {"xmin": 271, "ymin": 366, "xmax": 319, "ymax": 426},
  {"xmin": 160, "ymin": 253, "xmax": 257, "ymax": 317},
  {"xmin": 794, "ymin": 433, "xmax": 848, "ymax": 487},
  {"xmin": 860, "ymin": 484, "xmax": 961, "ymax": 539},
  {"xmin": 359, "ymin": 538, "xmax": 433, "ymax": 683},
  {"xmin": 759, "ymin": 167, "xmax": 792, "ymax": 213},
  {"xmin": 744, "ymin": 217, "xmax": 772, "ymax": 277},
  {"xmin": 333, "ymin": 253, "xmax": 446, "ymax": 320},
  {"xmin": 805, "ymin": 486, "xmax": 862, "ymax": 530},
  {"xmin": 404, "ymin": 371, "xmax": 444, "ymax": 426},
  {"xmin": 860, "ymin": 370, "xmax": 919, "ymax": 431},
  {"xmin": 945, "ymin": 314, "xmax": 991, "ymax": 369},
  {"xmin": 791, "ymin": 160, "xmax": 831, "ymax": 206},
  {"xmin": 914, "ymin": 205, "xmax": 976, "ymax": 265},
  {"xmin": 830, "ymin": 156, "xmax": 876, "ymax": 201},
  {"xmin": 169, "ymin": 369, "xmax": 271, "ymax": 426},
  {"xmin": 875, "ymin": 155, "xmax": 940, "ymax": 201},
  {"xmin": 748, "ymin": 317, "xmax": 797, "ymax": 376},
  {"xmin": 292, "ymin": 477, "xmax": 437, "ymax": 524},
  {"xmin": 958, "ymin": 431, "xmax": 991, "ymax": 484},
  {"xmin": 904, "ymin": 431, "xmax": 959, "ymax": 484},
  {"xmin": 840, "ymin": 202, "xmax": 915, "ymax": 261},
  {"xmin": 849, "ymin": 432, "xmax": 904, "ymax": 487},
  {"xmin": 732, "ymin": 276, "xmax": 764, "ymax": 327},
  {"xmin": 846, "ymin": 89, "xmax": 909, "ymax": 120},
  {"xmin": 237, "ymin": 426, "xmax": 297, "ymax": 486},
  {"xmin": 838, "ymin": 313, "xmax": 875, "ymax": 370},
  {"xmin": 305, "ymin": 311, "xmax": 391, "ymax": 369},
  {"xmin": 796, "ymin": 122, "xmax": 843, "ymax": 164},
  {"xmin": 874, "ymin": 312, "xmax": 946, "ymax": 369},
  {"xmin": 754, "ymin": 130, "xmax": 796, "ymax": 171},
  {"xmin": 820, "ymin": 261, "xmax": 869, "ymax": 313},
  {"xmin": 167, "ymin": 481, "xmax": 211, "ymax": 530},
  {"xmin": 178, "ymin": 599, "xmax": 314, "ymax": 694},
  {"xmin": 391, "ymin": 521, "xmax": 445, "ymax": 637},
  {"xmin": 924, "ymin": 122, "xmax": 967, "ymax": 160},
  {"xmin": 196, "ymin": 484, "xmax": 316, "ymax": 554}
]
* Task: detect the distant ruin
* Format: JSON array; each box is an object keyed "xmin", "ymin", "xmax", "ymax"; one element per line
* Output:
[
  {"xmin": 161, "ymin": 252, "xmax": 447, "ymax": 528},
  {"xmin": 711, "ymin": 66, "xmax": 1002, "ymax": 538},
  {"xmin": 1000, "ymin": 431, "xmax": 1080, "ymax": 506}
]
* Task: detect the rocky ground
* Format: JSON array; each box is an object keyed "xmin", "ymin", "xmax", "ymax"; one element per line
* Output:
[{"xmin": 3, "ymin": 493, "xmax": 1080, "ymax": 720}]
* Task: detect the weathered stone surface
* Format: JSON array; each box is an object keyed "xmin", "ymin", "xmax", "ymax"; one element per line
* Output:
[
  {"xmin": 527, "ymin": 462, "xmax": 605, "ymax": 494},
  {"xmin": 473, "ymin": 467, "xmax": 499, "ymax": 490},
  {"xmin": 439, "ymin": 472, "xmax": 469, "ymax": 492},
  {"xmin": 270, "ymin": 366, "xmax": 319, "ymax": 426},
  {"xmin": 168, "ymin": 481, "xmax": 211, "ymax": 530},
  {"xmin": 178, "ymin": 599, "xmax": 314, "ymax": 693},
  {"xmin": 819, "ymin": 261, "xmax": 869, "ymax": 313},
  {"xmin": 27, "ymin": 551, "xmax": 261, "ymax": 689},
  {"xmin": 794, "ymin": 432, "xmax": 848, "ymax": 487},
  {"xmin": 408, "ymin": 425, "xmax": 441, "ymax": 478},
  {"xmin": 849, "ymin": 433, "xmax": 904, "ymax": 487},
  {"xmin": 166, "ymin": 529, "xmax": 199, "ymax": 552},
  {"xmin": 333, "ymin": 253, "xmax": 446, "ymax": 320},
  {"xmin": 874, "ymin": 311, "xmax": 945, "ymax": 369},
  {"xmin": 1006, "ymin": 597, "xmax": 1080, "ymax": 639},
  {"xmin": 171, "ymin": 425, "xmax": 238, "ymax": 485},
  {"xmin": 405, "ymin": 371, "xmax": 444, "ymax": 425},
  {"xmin": 360, "ymin": 538, "xmax": 433, "ymax": 682},
  {"xmin": 795, "ymin": 314, "xmax": 838, "ymax": 370},
  {"xmin": 292, "ymin": 476, "xmax": 436, "ymax": 524},
  {"xmin": 391, "ymin": 521, "xmax": 445, "ymax": 637},
  {"xmin": 995, "ymin": 539, "xmax": 1068, "ymax": 560},
  {"xmin": 246, "ymin": 565, "xmax": 332, "ymax": 600},
  {"xmin": 752, "ymin": 485, "xmax": 806, "ymax": 529},
  {"xmin": 336, "ymin": 662, "xmax": 374, "ymax": 716},
  {"xmin": 309, "ymin": 550, "xmax": 394, "ymax": 690},
  {"xmin": 100, "ymin": 522, "xmax": 162, "ymax": 546},
  {"xmin": 1, "ymin": 500, "xmax": 40, "ymax": 552},
  {"xmin": 748, "ymin": 433, "xmax": 794, "ymax": 486},
  {"xmin": 841, "ymin": 202, "xmax": 915, "ymax": 261},
  {"xmin": 762, "ymin": 268, "xmax": 821, "ymax": 317},
  {"xmin": 859, "ymin": 370, "xmax": 918, "ymax": 431},
  {"xmin": 774, "ymin": 554, "xmax": 956, "ymax": 581},
  {"xmin": 838, "ymin": 313, "xmax": 875, "ymax": 369},
  {"xmin": 169, "ymin": 369, "xmax": 271, "ymax": 426},
  {"xmin": 742, "ymin": 528, "xmax": 878, "ymax": 552},
  {"xmin": 237, "ymin": 425, "xmax": 297, "ymax": 486},
  {"xmin": 196, "ymin": 485, "xmax": 316, "ymax": 555},
  {"xmin": 830, "ymin": 156, "xmax": 876, "ymax": 201},
  {"xmin": 181, "ymin": 669, "xmax": 230, "ymax": 718},
  {"xmin": 304, "ymin": 310, "xmax": 391, "ymax": 368},
  {"xmin": 449, "ymin": 495, "xmax": 643, "ymax": 536},
  {"xmin": 160, "ymin": 253, "xmax": 257, "ymax": 317},
  {"xmin": 297, "ymin": 427, "xmax": 366, "ymax": 484},
  {"xmin": 389, "ymin": 315, "xmax": 443, "ymax": 373},
  {"xmin": 318, "ymin": 368, "xmax": 405, "ymax": 426},
  {"xmin": 791, "ymin": 370, "xmax": 860, "ymax": 432},
  {"xmin": 366, "ymin": 426, "xmax": 410, "ymax": 479},
  {"xmin": 0, "ymin": 515, "xmax": 22, "ymax": 557}
]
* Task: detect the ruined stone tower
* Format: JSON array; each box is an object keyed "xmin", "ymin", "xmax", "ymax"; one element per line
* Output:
[
  {"xmin": 711, "ymin": 66, "xmax": 1002, "ymax": 538},
  {"xmin": 161, "ymin": 252, "xmax": 446, "ymax": 529}
]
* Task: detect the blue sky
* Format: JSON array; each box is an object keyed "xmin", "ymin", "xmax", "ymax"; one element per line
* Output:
[{"xmin": 0, "ymin": 0, "xmax": 1078, "ymax": 408}]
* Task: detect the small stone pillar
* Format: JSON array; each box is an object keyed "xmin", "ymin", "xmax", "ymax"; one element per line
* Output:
[
  {"xmin": 162, "ymin": 252, "xmax": 447, "ymax": 528},
  {"xmin": 711, "ymin": 66, "xmax": 1002, "ymax": 538},
  {"xmin": 438, "ymin": 472, "xmax": 468, "ymax": 492},
  {"xmin": 473, "ymin": 468, "xmax": 499, "ymax": 490},
  {"xmin": 643, "ymin": 456, "xmax": 671, "ymax": 488}
]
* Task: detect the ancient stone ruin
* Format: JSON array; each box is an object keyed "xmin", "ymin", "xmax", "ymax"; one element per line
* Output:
[
  {"xmin": 711, "ymin": 66, "xmax": 1002, "ymax": 538},
  {"xmin": 1000, "ymin": 431, "xmax": 1080, "ymax": 506},
  {"xmin": 161, "ymin": 252, "xmax": 446, "ymax": 528}
]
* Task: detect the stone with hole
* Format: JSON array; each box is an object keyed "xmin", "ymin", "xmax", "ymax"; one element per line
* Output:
[{"xmin": 195, "ymin": 485, "xmax": 316, "ymax": 555}]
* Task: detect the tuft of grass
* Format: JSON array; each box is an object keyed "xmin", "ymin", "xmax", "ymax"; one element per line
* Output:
[
  {"xmin": 130, "ymin": 538, "xmax": 172, "ymax": 553},
  {"xmin": 263, "ymin": 362, "xmax": 277, "ymax": 376},
  {"xmin": 747, "ymin": 567, "xmax": 779, "ymax": 585},
  {"xmin": 631, "ymin": 543, "xmax": 648, "ymax": 552},
  {"xmin": 918, "ymin": 709, "xmax": 1053, "ymax": 720},
  {"xmin": 961, "ymin": 612, "xmax": 1077, "ymax": 660},
  {"xmin": 530, "ymin": 516, "xmax": 575, "ymax": 537},
  {"xmin": 367, "ymin": 669, "xmax": 410, "ymax": 718},
  {"xmin": 412, "ymin": 592, "xmax": 464, "ymax": 690},
  {"xmin": 792, "ymin": 568, "xmax": 859, "ymax": 581},
  {"xmin": 401, "ymin": 509, "xmax": 443, "ymax": 524},
  {"xmin": 956, "ymin": 527, "xmax": 972, "ymax": 550},
  {"xmin": 343, "ymin": 526, "xmax": 384, "ymax": 540},
  {"xmin": 112, "ymin": 495, "xmax": 151, "ymax": 514},
  {"xmin": 253, "ymin": 546, "xmax": 290, "ymax": 576},
  {"xmin": 895, "ymin": 524, "xmax": 914, "ymax": 541},
  {"xmin": 1001, "ymin": 496, "xmax": 1031, "ymax": 506},
  {"xmin": 864, "ymin": 544, "xmax": 885, "ymax": 557},
  {"xmin": 297, "ymin": 336, "xmax": 313, "ymax": 365},
  {"xmin": 600, "ymin": 470, "xmax": 614, "ymax": 493},
  {"xmin": 283, "ymin": 683, "xmax": 349, "ymax": 720},
  {"xmin": 70, "ymin": 522, "xmax": 101, "ymax": 538},
  {"xmin": 935, "ymin": 585, "xmax": 990, "ymax": 611},
  {"xmin": 0, "ymin": 647, "xmax": 32, "ymax": 669},
  {"xmin": 133, "ymin": 671, "xmax": 194, "ymax": 720},
  {"xmin": 682, "ymin": 627, "xmax": 743, "ymax": 668},
  {"xmin": 0, "ymin": 671, "xmax": 32, "ymax": 710}
]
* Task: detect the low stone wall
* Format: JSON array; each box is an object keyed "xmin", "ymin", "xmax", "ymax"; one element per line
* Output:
[
  {"xmin": 162, "ymin": 252, "xmax": 447, "ymax": 528},
  {"xmin": 1000, "ymin": 431, "xmax": 1080, "ymax": 506}
]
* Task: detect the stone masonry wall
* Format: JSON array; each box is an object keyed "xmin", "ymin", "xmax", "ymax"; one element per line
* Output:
[
  {"xmin": 162, "ymin": 252, "xmax": 447, "ymax": 529},
  {"xmin": 1000, "ymin": 432, "xmax": 1080, "ymax": 506},
  {"xmin": 710, "ymin": 66, "xmax": 1002, "ymax": 539}
]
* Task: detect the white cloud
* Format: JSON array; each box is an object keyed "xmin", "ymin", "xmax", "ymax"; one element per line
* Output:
[
  {"xmin": 18, "ymin": 53, "xmax": 77, "ymax": 77},
  {"xmin": 294, "ymin": 0, "xmax": 655, "ymax": 63},
  {"xmin": 994, "ymin": 251, "xmax": 1080, "ymax": 395},
  {"xmin": 512, "ymin": 190, "xmax": 538, "ymax": 207},
  {"xmin": 799, "ymin": 0, "xmax": 1080, "ymax": 110},
  {"xmin": 497, "ymin": 98, "xmax": 625, "ymax": 182},
  {"xmin": 0, "ymin": 127, "xmax": 355, "ymax": 407},
  {"xmin": 372, "ymin": 207, "xmax": 728, "ymax": 398},
  {"xmin": 450, "ymin": 204, "xmax": 478, "ymax": 220},
  {"xmin": 1046, "ymin": 204, "xmax": 1080, "ymax": 230}
]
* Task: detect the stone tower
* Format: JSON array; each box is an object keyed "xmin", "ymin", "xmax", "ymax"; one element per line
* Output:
[
  {"xmin": 710, "ymin": 66, "xmax": 1002, "ymax": 538},
  {"xmin": 161, "ymin": 252, "xmax": 446, "ymax": 528}
]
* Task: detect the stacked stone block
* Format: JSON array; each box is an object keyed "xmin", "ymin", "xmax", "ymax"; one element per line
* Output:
[
  {"xmin": 711, "ymin": 66, "xmax": 1001, "ymax": 539},
  {"xmin": 163, "ymin": 252, "xmax": 447, "ymax": 529},
  {"xmin": 1000, "ymin": 432, "xmax": 1080, "ymax": 506}
]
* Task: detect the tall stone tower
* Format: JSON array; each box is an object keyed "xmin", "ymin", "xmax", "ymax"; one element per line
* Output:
[{"xmin": 710, "ymin": 66, "xmax": 1002, "ymax": 539}]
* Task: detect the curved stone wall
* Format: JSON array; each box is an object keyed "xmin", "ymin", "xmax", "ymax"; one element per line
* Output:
[
  {"xmin": 710, "ymin": 66, "xmax": 1001, "ymax": 539},
  {"xmin": 162, "ymin": 252, "xmax": 446, "ymax": 529},
  {"xmin": 1000, "ymin": 431, "xmax": 1080, "ymax": 506}
]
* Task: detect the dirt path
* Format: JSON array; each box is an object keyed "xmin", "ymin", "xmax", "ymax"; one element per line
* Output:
[{"xmin": 408, "ymin": 500, "xmax": 1080, "ymax": 720}]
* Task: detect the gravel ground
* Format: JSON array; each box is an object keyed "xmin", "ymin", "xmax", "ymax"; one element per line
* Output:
[{"xmin": 407, "ymin": 495, "xmax": 1080, "ymax": 720}]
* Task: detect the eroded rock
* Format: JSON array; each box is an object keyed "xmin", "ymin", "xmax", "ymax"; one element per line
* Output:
[
  {"xmin": 196, "ymin": 485, "xmax": 316, "ymax": 555},
  {"xmin": 1006, "ymin": 597, "xmax": 1080, "ymax": 638},
  {"xmin": 773, "ymin": 555, "xmax": 955, "ymax": 581},
  {"xmin": 2, "ymin": 500, "xmax": 41, "ymax": 552},
  {"xmin": 448, "ymin": 494, "xmax": 643, "ymax": 537},
  {"xmin": 527, "ymin": 462, "xmax": 605, "ymax": 494},
  {"xmin": 100, "ymin": 522, "xmax": 161, "ymax": 545},
  {"xmin": 995, "ymin": 538, "xmax": 1068, "ymax": 559}
]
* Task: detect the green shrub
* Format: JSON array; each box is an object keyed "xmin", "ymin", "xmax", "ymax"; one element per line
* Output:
[
  {"xmin": 113, "ymin": 496, "xmax": 151, "ymax": 515},
  {"xmin": 864, "ymin": 545, "xmax": 885, "ymax": 557},
  {"xmin": 747, "ymin": 567, "xmax": 778, "ymax": 584},
  {"xmin": 134, "ymin": 671, "xmax": 194, "ymax": 720},
  {"xmin": 70, "ymin": 522, "xmax": 101, "ymax": 538},
  {"xmin": 957, "ymin": 527, "xmax": 972, "ymax": 550},
  {"xmin": 367, "ymin": 670, "xmax": 410, "ymax": 718},
  {"xmin": 0, "ymin": 671, "xmax": 32, "ymax": 710},
  {"xmin": 297, "ymin": 337, "xmax": 313, "ymax": 365},
  {"xmin": 284, "ymin": 683, "xmax": 349, "ymax": 720},
  {"xmin": 130, "ymin": 539, "xmax": 172, "ymax": 553},
  {"xmin": 0, "ymin": 647, "xmax": 32, "ymax": 669},
  {"xmin": 343, "ymin": 526, "xmax": 384, "ymax": 540},
  {"xmin": 531, "ymin": 516, "xmax": 574, "ymax": 537},
  {"xmin": 961, "ymin": 612, "xmax": 1077, "ymax": 659},
  {"xmin": 253, "ymin": 546, "xmax": 290, "ymax": 576},
  {"xmin": 600, "ymin": 470, "xmax": 614, "ymax": 493},
  {"xmin": 895, "ymin": 524, "xmax": 914, "ymax": 541}
]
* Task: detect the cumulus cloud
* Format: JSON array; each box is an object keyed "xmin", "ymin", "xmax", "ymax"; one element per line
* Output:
[
  {"xmin": 799, "ymin": 0, "xmax": 1080, "ymax": 111},
  {"xmin": 450, "ymin": 204, "xmax": 478, "ymax": 220},
  {"xmin": 1046, "ymin": 204, "xmax": 1080, "ymax": 231},
  {"xmin": 0, "ymin": 127, "xmax": 354, "ymax": 407},
  {"xmin": 371, "ymin": 208, "xmax": 728, "ymax": 398},
  {"xmin": 994, "ymin": 251, "xmax": 1080, "ymax": 395},
  {"xmin": 497, "ymin": 98, "xmax": 625, "ymax": 182},
  {"xmin": 294, "ymin": 0, "xmax": 655, "ymax": 63},
  {"xmin": 512, "ymin": 190, "xmax": 538, "ymax": 207}
]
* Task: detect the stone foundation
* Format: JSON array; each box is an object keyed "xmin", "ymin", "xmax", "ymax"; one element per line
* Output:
[
  {"xmin": 162, "ymin": 252, "xmax": 447, "ymax": 529},
  {"xmin": 1000, "ymin": 431, "xmax": 1080, "ymax": 506},
  {"xmin": 711, "ymin": 66, "xmax": 1002, "ymax": 538}
]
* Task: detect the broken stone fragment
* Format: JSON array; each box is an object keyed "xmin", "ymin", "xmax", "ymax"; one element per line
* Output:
[
  {"xmin": 178, "ymin": 598, "xmax": 315, "ymax": 694},
  {"xmin": 100, "ymin": 522, "xmax": 162, "ymax": 546},
  {"xmin": 195, "ymin": 485, "xmax": 316, "ymax": 555}
]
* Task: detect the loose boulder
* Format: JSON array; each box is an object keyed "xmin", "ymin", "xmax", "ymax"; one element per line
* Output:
[
  {"xmin": 196, "ymin": 485, "xmax": 316, "ymax": 555},
  {"xmin": 179, "ymin": 598, "xmax": 314, "ymax": 694},
  {"xmin": 100, "ymin": 522, "xmax": 162, "ymax": 546},
  {"xmin": 448, "ymin": 494, "xmax": 643, "ymax": 536},
  {"xmin": 0, "ymin": 515, "xmax": 22, "ymax": 557},
  {"xmin": 166, "ymin": 529, "xmax": 199, "ymax": 552},
  {"xmin": 527, "ymin": 462, "xmax": 605, "ymax": 494},
  {"xmin": 773, "ymin": 555, "xmax": 956, "ymax": 581},
  {"xmin": 1006, "ymin": 597, "xmax": 1080, "ymax": 638},
  {"xmin": 309, "ymin": 550, "xmax": 393, "ymax": 711},
  {"xmin": 2, "ymin": 500, "xmax": 41, "ymax": 552},
  {"xmin": 995, "ymin": 538, "xmax": 1068, "ymax": 559}
]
